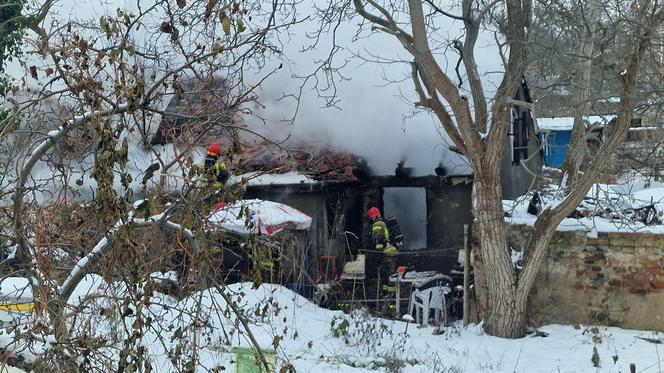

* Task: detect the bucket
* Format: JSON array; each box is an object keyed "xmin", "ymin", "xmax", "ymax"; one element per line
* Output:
[{"xmin": 232, "ymin": 347, "xmax": 276, "ymax": 373}]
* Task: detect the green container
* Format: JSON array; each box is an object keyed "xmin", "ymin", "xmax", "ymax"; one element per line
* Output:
[{"xmin": 232, "ymin": 347, "xmax": 276, "ymax": 373}]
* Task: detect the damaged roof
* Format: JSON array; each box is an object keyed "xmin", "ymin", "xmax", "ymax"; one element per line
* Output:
[{"xmin": 231, "ymin": 142, "xmax": 366, "ymax": 182}]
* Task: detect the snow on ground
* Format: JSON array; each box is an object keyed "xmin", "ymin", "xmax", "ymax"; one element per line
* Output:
[
  {"xmin": 633, "ymin": 187, "xmax": 664, "ymax": 211},
  {"xmin": 90, "ymin": 280, "xmax": 664, "ymax": 372},
  {"xmin": 3, "ymin": 276, "xmax": 660, "ymax": 372},
  {"xmin": 0, "ymin": 365, "xmax": 27, "ymax": 373}
]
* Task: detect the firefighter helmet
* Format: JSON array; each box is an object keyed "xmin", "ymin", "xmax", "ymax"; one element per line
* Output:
[
  {"xmin": 207, "ymin": 143, "xmax": 222, "ymax": 156},
  {"xmin": 367, "ymin": 207, "xmax": 381, "ymax": 220}
]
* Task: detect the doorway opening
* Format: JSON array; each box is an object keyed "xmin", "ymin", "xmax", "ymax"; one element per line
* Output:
[{"xmin": 383, "ymin": 187, "xmax": 427, "ymax": 250}]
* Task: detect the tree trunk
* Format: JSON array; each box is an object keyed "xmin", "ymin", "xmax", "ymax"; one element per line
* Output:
[
  {"xmin": 560, "ymin": 0, "xmax": 600, "ymax": 185},
  {"xmin": 473, "ymin": 173, "xmax": 527, "ymax": 338}
]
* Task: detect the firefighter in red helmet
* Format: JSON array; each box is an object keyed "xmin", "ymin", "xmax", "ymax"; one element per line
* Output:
[
  {"xmin": 367, "ymin": 207, "xmax": 398, "ymax": 283},
  {"xmin": 202, "ymin": 143, "xmax": 230, "ymax": 189}
]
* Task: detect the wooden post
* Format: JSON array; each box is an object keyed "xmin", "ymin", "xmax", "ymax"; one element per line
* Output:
[{"xmin": 463, "ymin": 224, "xmax": 470, "ymax": 325}]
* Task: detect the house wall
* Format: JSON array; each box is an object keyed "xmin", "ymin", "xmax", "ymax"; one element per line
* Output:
[
  {"xmin": 243, "ymin": 186, "xmax": 354, "ymax": 279},
  {"xmin": 543, "ymin": 129, "xmax": 572, "ymax": 167},
  {"xmin": 501, "ymin": 128, "xmax": 543, "ymax": 199},
  {"xmin": 425, "ymin": 177, "xmax": 474, "ymax": 273},
  {"xmin": 474, "ymin": 225, "xmax": 664, "ymax": 331},
  {"xmin": 243, "ymin": 188, "xmax": 330, "ymax": 275}
]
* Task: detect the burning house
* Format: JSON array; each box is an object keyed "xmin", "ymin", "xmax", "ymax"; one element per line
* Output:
[
  {"xmin": 152, "ymin": 77, "xmax": 541, "ymax": 283},
  {"xmin": 214, "ymin": 142, "xmax": 474, "ymax": 277}
]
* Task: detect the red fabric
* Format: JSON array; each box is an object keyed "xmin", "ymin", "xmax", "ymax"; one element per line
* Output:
[
  {"xmin": 212, "ymin": 201, "xmax": 226, "ymax": 212},
  {"xmin": 207, "ymin": 143, "xmax": 222, "ymax": 156},
  {"xmin": 367, "ymin": 207, "xmax": 381, "ymax": 219}
]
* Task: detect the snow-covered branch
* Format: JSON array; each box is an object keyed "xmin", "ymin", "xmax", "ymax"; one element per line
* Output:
[
  {"xmin": 59, "ymin": 211, "xmax": 192, "ymax": 301},
  {"xmin": 11, "ymin": 104, "xmax": 130, "ymax": 299}
]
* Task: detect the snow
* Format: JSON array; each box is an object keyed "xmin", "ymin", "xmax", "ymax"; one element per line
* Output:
[
  {"xmin": 132, "ymin": 199, "xmax": 146, "ymax": 208},
  {"xmin": 0, "ymin": 326, "xmax": 53, "ymax": 364},
  {"xmin": 633, "ymin": 187, "xmax": 664, "ymax": 211},
  {"xmin": 207, "ymin": 199, "xmax": 312, "ymax": 236},
  {"xmin": 537, "ymin": 115, "xmax": 611, "ymax": 131},
  {"xmin": 1, "ymin": 245, "xmax": 17, "ymax": 261},
  {"xmin": 56, "ymin": 279, "xmax": 664, "ymax": 371},
  {"xmin": 504, "ymin": 182, "xmax": 664, "ymax": 236},
  {"xmin": 229, "ymin": 172, "xmax": 316, "ymax": 186},
  {"xmin": 0, "ymin": 365, "xmax": 27, "ymax": 373},
  {"xmin": 1, "ymin": 273, "xmax": 663, "ymax": 372},
  {"xmin": 61, "ymin": 237, "xmax": 109, "ymax": 293},
  {"xmin": 0, "ymin": 278, "xmax": 32, "ymax": 302},
  {"xmin": 149, "ymin": 271, "xmax": 179, "ymax": 284},
  {"xmin": 511, "ymin": 249, "xmax": 523, "ymax": 269}
]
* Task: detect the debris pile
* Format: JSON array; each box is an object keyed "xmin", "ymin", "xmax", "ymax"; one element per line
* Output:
[{"xmin": 508, "ymin": 185, "xmax": 664, "ymax": 227}]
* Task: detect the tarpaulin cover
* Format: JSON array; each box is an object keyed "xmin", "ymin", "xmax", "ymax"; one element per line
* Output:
[{"xmin": 208, "ymin": 199, "xmax": 312, "ymax": 236}]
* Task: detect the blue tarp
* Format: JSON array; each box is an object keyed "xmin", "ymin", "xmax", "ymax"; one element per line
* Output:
[{"xmin": 545, "ymin": 130, "xmax": 571, "ymax": 167}]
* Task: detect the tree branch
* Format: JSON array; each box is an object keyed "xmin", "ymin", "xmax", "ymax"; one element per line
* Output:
[
  {"xmin": 517, "ymin": 0, "xmax": 661, "ymax": 298},
  {"xmin": 423, "ymin": 0, "xmax": 470, "ymax": 21},
  {"xmin": 12, "ymin": 104, "xmax": 130, "ymax": 287},
  {"xmin": 411, "ymin": 62, "xmax": 467, "ymax": 154}
]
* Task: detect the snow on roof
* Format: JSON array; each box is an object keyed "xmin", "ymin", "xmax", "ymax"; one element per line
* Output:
[
  {"xmin": 229, "ymin": 172, "xmax": 316, "ymax": 186},
  {"xmin": 537, "ymin": 115, "xmax": 612, "ymax": 131},
  {"xmin": 207, "ymin": 199, "xmax": 312, "ymax": 236},
  {"xmin": 0, "ymin": 277, "xmax": 32, "ymax": 302}
]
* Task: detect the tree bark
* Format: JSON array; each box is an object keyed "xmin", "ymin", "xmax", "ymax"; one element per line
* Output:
[
  {"xmin": 473, "ymin": 174, "xmax": 526, "ymax": 337},
  {"xmin": 350, "ymin": 0, "xmax": 663, "ymax": 339},
  {"xmin": 560, "ymin": 0, "xmax": 600, "ymax": 186}
]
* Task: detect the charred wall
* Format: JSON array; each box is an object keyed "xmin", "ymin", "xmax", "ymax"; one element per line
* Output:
[
  {"xmin": 368, "ymin": 176, "xmax": 474, "ymax": 274},
  {"xmin": 244, "ymin": 175, "xmax": 474, "ymax": 278},
  {"xmin": 425, "ymin": 177, "xmax": 474, "ymax": 273},
  {"xmin": 244, "ymin": 183, "xmax": 359, "ymax": 278}
]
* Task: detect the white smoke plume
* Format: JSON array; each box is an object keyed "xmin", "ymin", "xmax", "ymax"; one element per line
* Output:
[{"xmin": 241, "ymin": 3, "xmax": 506, "ymax": 177}]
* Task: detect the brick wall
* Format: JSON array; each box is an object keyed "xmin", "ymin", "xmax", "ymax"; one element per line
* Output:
[{"xmin": 475, "ymin": 226, "xmax": 664, "ymax": 331}]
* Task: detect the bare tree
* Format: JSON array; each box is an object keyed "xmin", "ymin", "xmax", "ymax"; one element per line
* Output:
[
  {"xmin": 317, "ymin": 0, "xmax": 664, "ymax": 337},
  {"xmin": 0, "ymin": 0, "xmax": 302, "ymax": 370},
  {"xmin": 530, "ymin": 0, "xmax": 664, "ymax": 182}
]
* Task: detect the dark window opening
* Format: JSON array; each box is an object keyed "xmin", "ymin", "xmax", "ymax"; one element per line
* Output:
[{"xmin": 383, "ymin": 187, "xmax": 427, "ymax": 250}]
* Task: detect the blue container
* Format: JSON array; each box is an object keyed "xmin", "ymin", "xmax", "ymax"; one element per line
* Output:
[{"xmin": 545, "ymin": 130, "xmax": 571, "ymax": 167}]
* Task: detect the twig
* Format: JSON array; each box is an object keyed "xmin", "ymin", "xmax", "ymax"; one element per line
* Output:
[{"xmin": 210, "ymin": 279, "xmax": 272, "ymax": 373}]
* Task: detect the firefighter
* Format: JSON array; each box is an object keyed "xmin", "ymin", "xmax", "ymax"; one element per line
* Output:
[
  {"xmin": 367, "ymin": 207, "xmax": 398, "ymax": 282},
  {"xmin": 202, "ymin": 143, "xmax": 230, "ymax": 189}
]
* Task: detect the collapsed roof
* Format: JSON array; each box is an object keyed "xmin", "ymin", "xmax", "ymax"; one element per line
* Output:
[{"xmin": 232, "ymin": 142, "xmax": 366, "ymax": 182}]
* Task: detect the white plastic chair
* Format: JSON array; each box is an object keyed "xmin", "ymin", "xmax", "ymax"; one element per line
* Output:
[{"xmin": 408, "ymin": 276, "xmax": 452, "ymax": 327}]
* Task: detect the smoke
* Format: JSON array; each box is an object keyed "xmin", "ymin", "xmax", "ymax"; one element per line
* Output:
[
  {"xmin": 383, "ymin": 187, "xmax": 427, "ymax": 249},
  {"xmin": 241, "ymin": 4, "xmax": 505, "ymax": 177},
  {"xmin": 5, "ymin": 0, "xmax": 504, "ymax": 178}
]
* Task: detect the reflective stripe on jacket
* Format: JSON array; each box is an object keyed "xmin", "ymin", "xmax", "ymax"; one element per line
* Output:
[{"xmin": 203, "ymin": 154, "xmax": 230, "ymax": 187}]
